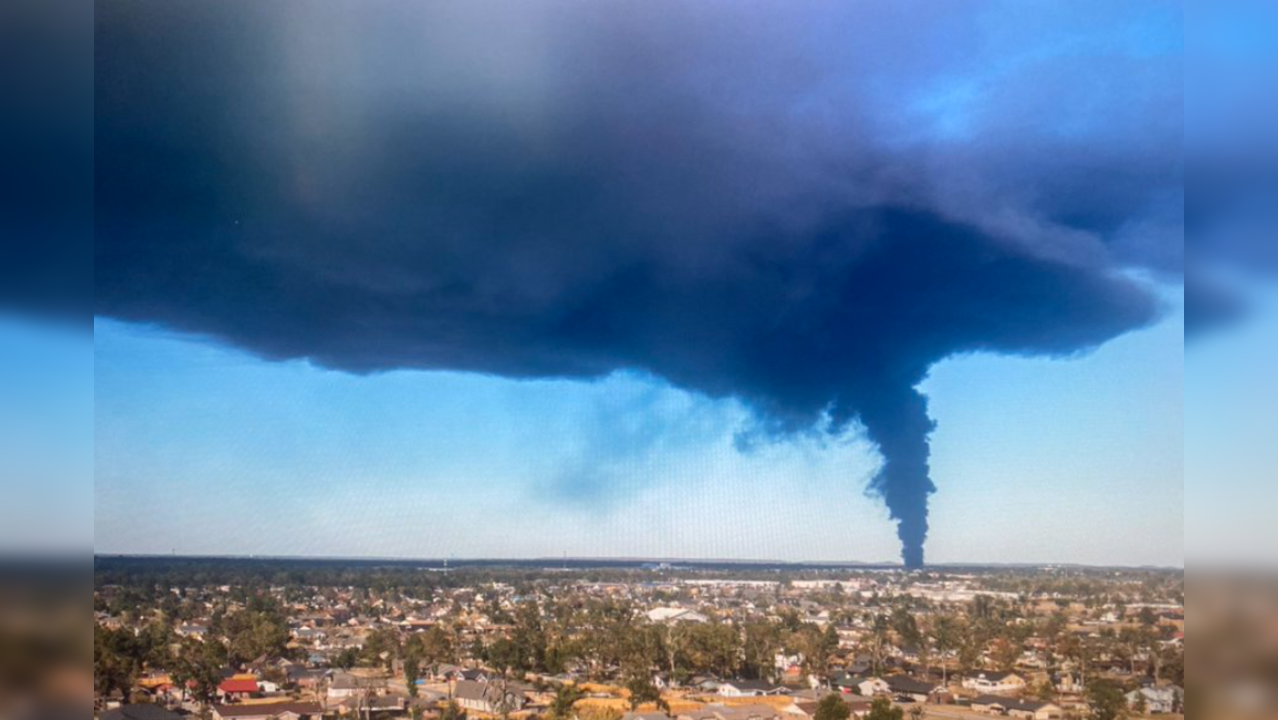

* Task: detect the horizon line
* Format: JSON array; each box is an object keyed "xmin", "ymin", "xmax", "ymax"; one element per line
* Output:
[{"xmin": 91, "ymin": 552, "xmax": 1185, "ymax": 572}]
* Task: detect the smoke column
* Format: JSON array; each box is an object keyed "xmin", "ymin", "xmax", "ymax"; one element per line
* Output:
[{"xmin": 858, "ymin": 388, "xmax": 937, "ymax": 569}]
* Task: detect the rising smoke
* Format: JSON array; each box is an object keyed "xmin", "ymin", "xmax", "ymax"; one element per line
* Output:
[{"xmin": 88, "ymin": 1, "xmax": 1181, "ymax": 566}]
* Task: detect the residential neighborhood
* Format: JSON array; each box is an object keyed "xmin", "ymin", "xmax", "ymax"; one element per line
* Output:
[{"xmin": 94, "ymin": 559, "xmax": 1183, "ymax": 720}]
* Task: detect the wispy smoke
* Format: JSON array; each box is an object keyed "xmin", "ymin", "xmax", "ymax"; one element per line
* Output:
[{"xmin": 88, "ymin": 0, "xmax": 1181, "ymax": 565}]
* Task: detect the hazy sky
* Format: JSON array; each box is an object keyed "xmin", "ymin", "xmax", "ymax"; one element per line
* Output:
[{"xmin": 92, "ymin": 298, "xmax": 1182, "ymax": 566}]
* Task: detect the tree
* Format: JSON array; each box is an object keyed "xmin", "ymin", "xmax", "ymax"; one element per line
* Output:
[
  {"xmin": 549, "ymin": 683, "xmax": 586, "ymax": 720},
  {"xmin": 404, "ymin": 655, "xmax": 420, "ymax": 698},
  {"xmin": 625, "ymin": 673, "xmax": 667, "ymax": 711},
  {"xmin": 512, "ymin": 602, "xmax": 551, "ymax": 672},
  {"xmin": 171, "ymin": 638, "xmax": 228, "ymax": 711},
  {"xmin": 94, "ymin": 626, "xmax": 138, "ymax": 704},
  {"xmin": 891, "ymin": 607, "xmax": 921, "ymax": 648},
  {"xmin": 1086, "ymin": 680, "xmax": 1127, "ymax": 720},
  {"xmin": 1033, "ymin": 680, "xmax": 1056, "ymax": 702},
  {"xmin": 486, "ymin": 637, "xmax": 522, "ymax": 677},
  {"xmin": 814, "ymin": 694, "xmax": 851, "ymax": 720},
  {"xmin": 989, "ymin": 637, "xmax": 1021, "ymax": 670},
  {"xmin": 909, "ymin": 705, "xmax": 925, "ymax": 720},
  {"xmin": 868, "ymin": 615, "xmax": 891, "ymax": 675},
  {"xmin": 441, "ymin": 701, "xmax": 468, "ymax": 720},
  {"xmin": 932, "ymin": 617, "xmax": 961, "ymax": 686},
  {"xmin": 865, "ymin": 698, "xmax": 904, "ymax": 720},
  {"xmin": 412, "ymin": 625, "xmax": 456, "ymax": 665},
  {"xmin": 741, "ymin": 622, "xmax": 781, "ymax": 681},
  {"xmin": 363, "ymin": 627, "xmax": 401, "ymax": 672},
  {"xmin": 333, "ymin": 647, "xmax": 360, "ymax": 670}
]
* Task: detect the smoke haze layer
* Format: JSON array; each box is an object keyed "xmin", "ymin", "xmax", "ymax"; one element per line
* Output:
[{"xmin": 92, "ymin": 1, "xmax": 1181, "ymax": 566}]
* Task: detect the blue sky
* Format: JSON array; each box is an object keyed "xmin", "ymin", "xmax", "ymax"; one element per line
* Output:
[
  {"xmin": 91, "ymin": 292, "xmax": 1182, "ymax": 566},
  {"xmin": 0, "ymin": 314, "xmax": 93, "ymax": 554},
  {"xmin": 1185, "ymin": 282, "xmax": 1278, "ymax": 568}
]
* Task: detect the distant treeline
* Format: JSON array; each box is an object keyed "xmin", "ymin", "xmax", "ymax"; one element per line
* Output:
[{"xmin": 93, "ymin": 554, "xmax": 1177, "ymax": 593}]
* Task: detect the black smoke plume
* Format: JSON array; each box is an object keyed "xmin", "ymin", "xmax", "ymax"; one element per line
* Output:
[{"xmin": 91, "ymin": 1, "xmax": 1180, "ymax": 566}]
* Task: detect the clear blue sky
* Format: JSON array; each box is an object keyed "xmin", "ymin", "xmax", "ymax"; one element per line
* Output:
[{"xmin": 90, "ymin": 295, "xmax": 1182, "ymax": 566}]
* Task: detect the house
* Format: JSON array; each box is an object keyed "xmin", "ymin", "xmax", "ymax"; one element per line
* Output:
[
  {"xmin": 680, "ymin": 704, "xmax": 782, "ymax": 720},
  {"xmin": 286, "ymin": 666, "xmax": 328, "ymax": 689},
  {"xmin": 793, "ymin": 695, "xmax": 874, "ymax": 720},
  {"xmin": 775, "ymin": 653, "xmax": 804, "ymax": 674},
  {"xmin": 883, "ymin": 676, "xmax": 943, "ymax": 703},
  {"xmin": 717, "ymin": 680, "xmax": 788, "ymax": 697},
  {"xmin": 853, "ymin": 678, "xmax": 890, "ymax": 697},
  {"xmin": 176, "ymin": 623, "xmax": 208, "ymax": 639},
  {"xmin": 217, "ymin": 677, "xmax": 260, "ymax": 700},
  {"xmin": 454, "ymin": 680, "xmax": 526, "ymax": 714},
  {"xmin": 648, "ymin": 607, "xmax": 710, "ymax": 624},
  {"xmin": 429, "ymin": 663, "xmax": 467, "ymax": 681},
  {"xmin": 970, "ymin": 696, "xmax": 1063, "ymax": 720},
  {"xmin": 336, "ymin": 695, "xmax": 406, "ymax": 717},
  {"xmin": 1125, "ymin": 687, "xmax": 1183, "ymax": 714},
  {"xmin": 212, "ymin": 703, "xmax": 325, "ymax": 720},
  {"xmin": 692, "ymin": 676, "xmax": 723, "ymax": 693},
  {"xmin": 962, "ymin": 672, "xmax": 1027, "ymax": 695},
  {"xmin": 101, "ymin": 705, "xmax": 184, "ymax": 720},
  {"xmin": 1050, "ymin": 672, "xmax": 1083, "ymax": 694},
  {"xmin": 327, "ymin": 672, "xmax": 384, "ymax": 700}
]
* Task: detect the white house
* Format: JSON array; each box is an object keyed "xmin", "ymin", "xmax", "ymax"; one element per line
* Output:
[
  {"xmin": 962, "ymin": 671, "xmax": 1027, "ymax": 695},
  {"xmin": 326, "ymin": 672, "xmax": 384, "ymax": 700},
  {"xmin": 212, "ymin": 703, "xmax": 323, "ymax": 720},
  {"xmin": 648, "ymin": 607, "xmax": 710, "ymax": 624},
  {"xmin": 455, "ymin": 680, "xmax": 526, "ymax": 714},
  {"xmin": 1126, "ymin": 687, "xmax": 1183, "ymax": 714},
  {"xmin": 971, "ymin": 697, "xmax": 1063, "ymax": 720},
  {"xmin": 855, "ymin": 678, "xmax": 890, "ymax": 697},
  {"xmin": 717, "ymin": 680, "xmax": 787, "ymax": 698}
]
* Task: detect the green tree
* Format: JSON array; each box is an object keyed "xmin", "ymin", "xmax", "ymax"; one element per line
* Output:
[
  {"xmin": 333, "ymin": 647, "xmax": 360, "ymax": 670},
  {"xmin": 868, "ymin": 615, "xmax": 891, "ymax": 675},
  {"xmin": 1033, "ymin": 680, "xmax": 1055, "ymax": 702},
  {"xmin": 441, "ymin": 701, "xmax": 468, "ymax": 720},
  {"xmin": 891, "ymin": 607, "xmax": 921, "ymax": 648},
  {"xmin": 486, "ymin": 637, "xmax": 522, "ymax": 677},
  {"xmin": 549, "ymin": 683, "xmax": 586, "ymax": 720},
  {"xmin": 404, "ymin": 654, "xmax": 420, "ymax": 697},
  {"xmin": 1130, "ymin": 690, "xmax": 1146, "ymax": 716},
  {"xmin": 625, "ymin": 673, "xmax": 667, "ymax": 711},
  {"xmin": 407, "ymin": 624, "xmax": 455, "ymax": 665},
  {"xmin": 1086, "ymin": 680, "xmax": 1127, "ymax": 720},
  {"xmin": 512, "ymin": 602, "xmax": 550, "ymax": 672},
  {"xmin": 814, "ymin": 694, "xmax": 851, "ymax": 720},
  {"xmin": 94, "ymin": 626, "xmax": 138, "ymax": 703},
  {"xmin": 741, "ymin": 622, "xmax": 781, "ymax": 680},
  {"xmin": 865, "ymin": 698, "xmax": 904, "ymax": 720},
  {"xmin": 363, "ymin": 627, "xmax": 401, "ymax": 671},
  {"xmin": 932, "ymin": 616, "xmax": 961, "ymax": 686},
  {"xmin": 171, "ymin": 638, "xmax": 227, "ymax": 710}
]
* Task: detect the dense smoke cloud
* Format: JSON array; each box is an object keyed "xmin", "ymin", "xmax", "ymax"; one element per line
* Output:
[{"xmin": 93, "ymin": 1, "xmax": 1180, "ymax": 566}]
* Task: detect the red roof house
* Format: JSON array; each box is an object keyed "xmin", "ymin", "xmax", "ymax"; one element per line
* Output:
[{"xmin": 218, "ymin": 678, "xmax": 260, "ymax": 697}]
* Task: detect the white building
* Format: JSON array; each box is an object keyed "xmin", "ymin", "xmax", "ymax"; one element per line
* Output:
[
  {"xmin": 647, "ymin": 607, "xmax": 709, "ymax": 624},
  {"xmin": 1126, "ymin": 687, "xmax": 1183, "ymax": 714},
  {"xmin": 962, "ymin": 671, "xmax": 1027, "ymax": 695}
]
